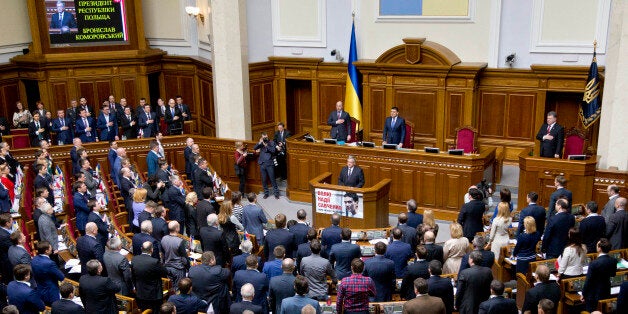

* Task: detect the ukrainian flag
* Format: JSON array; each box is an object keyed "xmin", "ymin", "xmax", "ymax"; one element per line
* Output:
[{"xmin": 344, "ymin": 20, "xmax": 362, "ymax": 130}]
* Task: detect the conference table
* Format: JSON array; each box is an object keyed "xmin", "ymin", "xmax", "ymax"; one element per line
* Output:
[{"xmin": 286, "ymin": 133, "xmax": 497, "ymax": 221}]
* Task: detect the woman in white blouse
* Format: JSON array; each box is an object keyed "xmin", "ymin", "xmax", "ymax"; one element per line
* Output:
[
  {"xmin": 12, "ymin": 101, "xmax": 32, "ymax": 128},
  {"xmin": 487, "ymin": 202, "xmax": 512, "ymax": 259},
  {"xmin": 442, "ymin": 222, "xmax": 470, "ymax": 274},
  {"xmin": 557, "ymin": 227, "xmax": 587, "ymax": 279}
]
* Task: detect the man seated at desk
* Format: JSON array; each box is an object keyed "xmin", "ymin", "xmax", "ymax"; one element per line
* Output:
[
  {"xmin": 382, "ymin": 106, "xmax": 406, "ymax": 148},
  {"xmin": 338, "ymin": 155, "xmax": 364, "ymax": 188},
  {"xmin": 50, "ymin": 1, "xmax": 77, "ymax": 33}
]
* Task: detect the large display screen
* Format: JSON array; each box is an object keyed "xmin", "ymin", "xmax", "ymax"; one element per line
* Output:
[{"xmin": 47, "ymin": 0, "xmax": 129, "ymax": 47}]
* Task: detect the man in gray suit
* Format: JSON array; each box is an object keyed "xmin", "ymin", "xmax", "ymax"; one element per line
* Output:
[
  {"xmin": 8, "ymin": 231, "xmax": 32, "ymax": 268},
  {"xmin": 103, "ymin": 237, "xmax": 133, "ymax": 296},
  {"xmin": 455, "ymin": 251, "xmax": 493, "ymax": 314},
  {"xmin": 80, "ymin": 159, "xmax": 99, "ymax": 197},
  {"xmin": 606, "ymin": 197, "xmax": 628, "ymax": 250},
  {"xmin": 269, "ymin": 258, "xmax": 296, "ymax": 314},
  {"xmin": 602, "ymin": 185, "xmax": 620, "ymax": 222}
]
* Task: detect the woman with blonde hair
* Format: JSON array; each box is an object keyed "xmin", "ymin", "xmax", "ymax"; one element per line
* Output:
[
  {"xmin": 131, "ymin": 188, "xmax": 147, "ymax": 232},
  {"xmin": 0, "ymin": 164, "xmax": 15, "ymax": 205},
  {"xmin": 513, "ymin": 216, "xmax": 541, "ymax": 274},
  {"xmin": 487, "ymin": 202, "xmax": 512, "ymax": 259},
  {"xmin": 442, "ymin": 222, "xmax": 470, "ymax": 274},
  {"xmin": 217, "ymin": 201, "xmax": 243, "ymax": 256},
  {"xmin": 416, "ymin": 209, "xmax": 439, "ymax": 244},
  {"xmin": 185, "ymin": 191, "xmax": 199, "ymax": 238}
]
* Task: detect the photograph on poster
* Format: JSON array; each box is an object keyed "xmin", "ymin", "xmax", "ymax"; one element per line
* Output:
[{"xmin": 314, "ymin": 188, "xmax": 364, "ymax": 219}]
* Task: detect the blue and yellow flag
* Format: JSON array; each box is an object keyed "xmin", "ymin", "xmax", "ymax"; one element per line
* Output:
[
  {"xmin": 579, "ymin": 46, "xmax": 601, "ymax": 128},
  {"xmin": 344, "ymin": 20, "xmax": 362, "ymax": 129}
]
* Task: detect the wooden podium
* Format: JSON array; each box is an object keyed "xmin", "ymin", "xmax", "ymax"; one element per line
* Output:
[{"xmin": 309, "ymin": 172, "xmax": 391, "ymax": 229}]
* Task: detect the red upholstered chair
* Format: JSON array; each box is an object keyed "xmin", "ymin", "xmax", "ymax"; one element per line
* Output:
[
  {"xmin": 349, "ymin": 118, "xmax": 360, "ymax": 143},
  {"xmin": 403, "ymin": 121, "xmax": 415, "ymax": 149},
  {"xmin": 454, "ymin": 125, "xmax": 478, "ymax": 153},
  {"xmin": 7, "ymin": 128, "xmax": 31, "ymax": 149},
  {"xmin": 562, "ymin": 127, "xmax": 587, "ymax": 159}
]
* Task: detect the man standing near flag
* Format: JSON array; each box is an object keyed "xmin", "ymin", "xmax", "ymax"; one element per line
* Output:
[
  {"xmin": 535, "ymin": 111, "xmax": 564, "ymax": 158},
  {"xmin": 327, "ymin": 101, "xmax": 352, "ymax": 142}
]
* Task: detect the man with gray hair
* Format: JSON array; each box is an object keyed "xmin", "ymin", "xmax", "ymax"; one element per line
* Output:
[
  {"xmin": 161, "ymin": 221, "xmax": 189, "ymax": 288},
  {"xmin": 103, "ymin": 237, "xmax": 133, "ymax": 296},
  {"xmin": 269, "ymin": 258, "xmax": 297, "ymax": 314},
  {"xmin": 458, "ymin": 235, "xmax": 495, "ymax": 272},
  {"xmin": 338, "ymin": 155, "xmax": 365, "ymax": 188},
  {"xmin": 132, "ymin": 241, "xmax": 167, "ymax": 313},
  {"xmin": 132, "ymin": 220, "xmax": 160, "ymax": 259},
  {"xmin": 76, "ymin": 222, "xmax": 105, "ymax": 275},
  {"xmin": 200, "ymin": 213, "xmax": 230, "ymax": 267},
  {"xmin": 606, "ymin": 197, "xmax": 628, "ymax": 250},
  {"xmin": 406, "ymin": 199, "xmax": 423, "ymax": 228},
  {"xmin": 230, "ymin": 283, "xmax": 263, "ymax": 314},
  {"xmin": 455, "ymin": 251, "xmax": 493, "ymax": 314},
  {"xmin": 79, "ymin": 259, "xmax": 120, "ymax": 313},
  {"xmin": 602, "ymin": 184, "xmax": 620, "ymax": 221},
  {"xmin": 231, "ymin": 240, "xmax": 261, "ymax": 273}
]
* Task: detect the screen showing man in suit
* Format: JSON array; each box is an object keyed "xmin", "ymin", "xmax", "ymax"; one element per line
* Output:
[
  {"xmin": 50, "ymin": 1, "xmax": 77, "ymax": 33},
  {"xmin": 535, "ymin": 111, "xmax": 564, "ymax": 158}
]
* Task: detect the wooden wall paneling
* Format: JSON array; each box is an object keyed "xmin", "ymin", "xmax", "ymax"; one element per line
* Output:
[
  {"xmin": 78, "ymin": 81, "xmax": 96, "ymax": 108},
  {"xmin": 178, "ymin": 76, "xmax": 195, "ymax": 106},
  {"xmin": 1, "ymin": 82, "xmax": 20, "ymax": 118},
  {"xmin": 122, "ymin": 78, "xmax": 137, "ymax": 108},
  {"xmin": 420, "ymin": 171, "xmax": 438, "ymax": 206},
  {"xmin": 317, "ymin": 82, "xmax": 344, "ymax": 136},
  {"xmin": 163, "ymin": 74, "xmax": 180, "ymax": 100},
  {"xmin": 250, "ymin": 83, "xmax": 264, "ymax": 126},
  {"xmin": 96, "ymin": 80, "xmax": 112, "ymax": 106},
  {"xmin": 443, "ymin": 173, "xmax": 463, "ymax": 210},
  {"xmin": 367, "ymin": 87, "xmax": 386, "ymax": 141},
  {"xmin": 50, "ymin": 82, "xmax": 69, "ymax": 110},
  {"xmin": 506, "ymin": 94, "xmax": 536, "ymax": 140},
  {"xmin": 394, "ymin": 89, "xmax": 437, "ymax": 138},
  {"xmin": 199, "ymin": 80, "xmax": 214, "ymax": 123},
  {"xmin": 446, "ymin": 92, "xmax": 464, "ymax": 138},
  {"xmin": 479, "ymin": 92, "xmax": 507, "ymax": 138}
]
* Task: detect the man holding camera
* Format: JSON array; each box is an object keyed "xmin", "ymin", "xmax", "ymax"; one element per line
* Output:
[{"xmin": 255, "ymin": 132, "xmax": 280, "ymax": 199}]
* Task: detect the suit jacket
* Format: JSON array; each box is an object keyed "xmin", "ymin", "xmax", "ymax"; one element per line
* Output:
[
  {"xmin": 188, "ymin": 264, "xmax": 230, "ymax": 313},
  {"xmin": 288, "ymin": 223, "xmax": 310, "ymax": 247},
  {"xmin": 0, "ymin": 228, "xmax": 12, "ymax": 284},
  {"xmin": 364, "ymin": 255, "xmax": 396, "ymax": 301},
  {"xmin": 455, "ymin": 265, "xmax": 493, "ymax": 314},
  {"xmin": 606, "ymin": 210, "xmax": 628, "ymax": 250},
  {"xmin": 146, "ymin": 150, "xmax": 160, "ymax": 176},
  {"xmin": 74, "ymin": 116, "xmax": 96, "ymax": 142},
  {"xmin": 51, "ymin": 117, "xmax": 73, "ymax": 145},
  {"xmin": 264, "ymin": 228, "xmax": 297, "ymax": 261},
  {"xmin": 242, "ymin": 203, "xmax": 268, "ymax": 244},
  {"xmin": 38, "ymin": 214, "xmax": 58, "ymax": 251},
  {"xmin": 165, "ymin": 185, "xmax": 186, "ymax": 222},
  {"xmin": 34, "ymin": 174, "xmax": 54, "ymax": 205},
  {"xmin": 8, "ymin": 245, "xmax": 31, "ymax": 268},
  {"xmin": 279, "ymin": 295, "xmax": 321, "ymax": 314},
  {"xmin": 232, "ymin": 269, "xmax": 269, "ymax": 312},
  {"xmin": 547, "ymin": 188, "xmax": 572, "ymax": 218},
  {"xmin": 602, "ymin": 194, "xmax": 619, "ymax": 221},
  {"xmin": 195, "ymin": 199, "xmax": 218, "ymax": 233},
  {"xmin": 398, "ymin": 223, "xmax": 418, "ymax": 252},
  {"xmin": 400, "ymin": 260, "xmax": 430, "ymax": 300},
  {"xmin": 273, "ymin": 129, "xmax": 291, "ymax": 144},
  {"xmin": 103, "ymin": 249, "xmax": 133, "ymax": 296},
  {"xmin": 321, "ymin": 225, "xmax": 342, "ymax": 258},
  {"xmin": 478, "ymin": 296, "xmax": 518, "ymax": 314},
  {"xmin": 131, "ymin": 253, "xmax": 167, "ymax": 301},
  {"xmin": 385, "ymin": 240, "xmax": 414, "ymax": 278},
  {"xmin": 579, "ymin": 215, "xmax": 607, "ymax": 253},
  {"xmin": 269, "ymin": 273, "xmax": 296, "ymax": 314},
  {"xmin": 193, "ymin": 167, "xmax": 213, "ymax": 197},
  {"xmin": 167, "ymin": 293, "xmax": 208, "ymax": 314},
  {"xmin": 79, "ymin": 274, "xmax": 120, "ymax": 314},
  {"xmin": 150, "ymin": 217, "xmax": 168, "ymax": 241},
  {"xmin": 383, "ymin": 116, "xmax": 406, "ymax": 145},
  {"xmin": 231, "ymin": 253, "xmax": 261, "ymax": 274},
  {"xmin": 50, "ymin": 11, "xmax": 77, "ymax": 29},
  {"xmin": 51, "ymin": 298, "xmax": 85, "ymax": 314},
  {"xmin": 617, "ymin": 281, "xmax": 628, "ymax": 314},
  {"xmin": 96, "ymin": 112, "xmax": 118, "ymax": 142},
  {"xmin": 327, "ymin": 110, "xmax": 351, "ymax": 141},
  {"xmin": 0, "ymin": 183, "xmax": 11, "ymax": 212},
  {"xmin": 119, "ymin": 113, "xmax": 136, "ymax": 139},
  {"xmin": 522, "ymin": 282, "xmax": 561, "ymax": 314},
  {"xmin": 28, "ymin": 120, "xmax": 49, "ymax": 147},
  {"xmin": 330, "ymin": 241, "xmax": 362, "ymax": 280},
  {"xmin": 458, "ymin": 199, "xmax": 486, "ymax": 241},
  {"xmin": 536, "ymin": 122, "xmax": 564, "ymax": 158},
  {"xmin": 425, "ymin": 243, "xmax": 444, "ymax": 264},
  {"xmin": 81, "ymin": 168, "xmax": 99, "ymax": 199},
  {"xmin": 164, "ymin": 107, "xmax": 183, "ymax": 133},
  {"xmin": 296, "ymin": 242, "xmax": 313, "ymax": 270},
  {"xmin": 407, "ymin": 212, "xmax": 423, "ymax": 229},
  {"xmin": 517, "ymin": 203, "xmax": 546, "ymax": 235},
  {"xmin": 76, "ymin": 235, "xmax": 104, "ymax": 275},
  {"xmin": 131, "ymin": 232, "xmax": 160, "ymax": 259},
  {"xmin": 338, "ymin": 165, "xmax": 365, "ymax": 188},
  {"xmin": 583, "ymin": 254, "xmax": 617, "ymax": 310},
  {"xmin": 73, "ymin": 192, "xmax": 90, "ymax": 231},
  {"xmin": 541, "ymin": 211, "xmax": 575, "ymax": 258},
  {"xmin": 31, "ymin": 255, "xmax": 64, "ymax": 305},
  {"xmin": 137, "ymin": 111, "xmax": 157, "ymax": 138},
  {"xmin": 402, "ymin": 294, "xmax": 446, "ymax": 314},
  {"xmin": 459, "ymin": 249, "xmax": 495, "ymax": 273},
  {"xmin": 428, "ymin": 275, "xmax": 454, "ymax": 314},
  {"xmin": 199, "ymin": 226, "xmax": 230, "ymax": 267},
  {"xmin": 230, "ymin": 301, "xmax": 263, "ymax": 314},
  {"xmin": 178, "ymin": 104, "xmax": 191, "ymax": 121},
  {"xmin": 7, "ymin": 280, "xmax": 46, "ymax": 314}
]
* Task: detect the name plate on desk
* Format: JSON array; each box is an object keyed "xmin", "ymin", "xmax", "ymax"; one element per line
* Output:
[
  {"xmin": 315, "ymin": 188, "xmax": 364, "ymax": 219},
  {"xmin": 568, "ymin": 154, "xmax": 586, "ymax": 160}
]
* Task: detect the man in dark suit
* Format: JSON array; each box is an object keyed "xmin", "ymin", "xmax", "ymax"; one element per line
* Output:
[
  {"xmin": 517, "ymin": 191, "xmax": 547, "ymax": 235},
  {"xmin": 522, "ymin": 265, "xmax": 561, "ymax": 314},
  {"xmin": 106, "ymin": 95, "xmax": 122, "ymax": 117},
  {"xmin": 7, "ymin": 264, "xmax": 45, "ymax": 314},
  {"xmin": 458, "ymin": 188, "xmax": 486, "ymax": 242},
  {"xmin": 424, "ymin": 231, "xmax": 444, "ymax": 264},
  {"xmin": 150, "ymin": 206, "xmax": 168, "ymax": 241},
  {"xmin": 165, "ymin": 98, "xmax": 183, "ymax": 135},
  {"xmin": 582, "ymin": 238, "xmax": 618, "ymax": 312},
  {"xmin": 33, "ymin": 164, "xmax": 54, "ymax": 205},
  {"xmin": 273, "ymin": 122, "xmax": 291, "ymax": 180},
  {"xmin": 77, "ymin": 97, "xmax": 94, "ymax": 118},
  {"xmin": 184, "ymin": 138, "xmax": 194, "ymax": 178},
  {"xmin": 406, "ymin": 199, "xmax": 423, "ymax": 228},
  {"xmin": 230, "ymin": 283, "xmax": 263, "ymax": 314},
  {"xmin": 579, "ymin": 201, "xmax": 607, "ymax": 253},
  {"xmin": 296, "ymin": 229, "xmax": 316, "ymax": 270},
  {"xmin": 137, "ymin": 104, "xmax": 157, "ymax": 138},
  {"xmin": 0, "ymin": 183, "xmax": 11, "ymax": 213},
  {"xmin": 535, "ymin": 111, "xmax": 564, "ymax": 158},
  {"xmin": 51, "ymin": 282, "xmax": 85, "ymax": 313},
  {"xmin": 402, "ymin": 277, "xmax": 446, "ymax": 314},
  {"xmin": 241, "ymin": 193, "xmax": 267, "ymax": 245},
  {"xmin": 51, "ymin": 109, "xmax": 73, "ymax": 145},
  {"xmin": 279, "ymin": 275, "xmax": 322, "ymax": 314},
  {"xmin": 79, "ymin": 259, "xmax": 120, "ymax": 314},
  {"xmin": 75, "ymin": 109, "xmax": 96, "ymax": 143},
  {"xmin": 232, "ymin": 240, "xmax": 261, "ymax": 274},
  {"xmin": 30, "ymin": 242, "xmax": 64, "ymax": 306},
  {"xmin": 73, "ymin": 182, "xmax": 90, "ymax": 234},
  {"xmin": 28, "ymin": 112, "xmax": 49, "ymax": 147},
  {"xmin": 175, "ymin": 95, "xmax": 192, "ymax": 121},
  {"xmin": 193, "ymin": 159, "xmax": 213, "ymax": 199},
  {"xmin": 195, "ymin": 187, "xmax": 218, "ymax": 235},
  {"xmin": 541, "ymin": 199, "xmax": 575, "ymax": 258},
  {"xmin": 547, "ymin": 175, "xmax": 572, "ymax": 218},
  {"xmin": 269, "ymin": 258, "xmax": 296, "ymax": 314},
  {"xmin": 427, "ymin": 260, "xmax": 455, "ymax": 314},
  {"xmin": 397, "ymin": 212, "xmax": 418, "ymax": 252},
  {"xmin": 76, "ymin": 222, "xmax": 105, "ymax": 275},
  {"xmin": 188, "ymin": 251, "xmax": 230, "ymax": 313},
  {"xmin": 132, "ymin": 220, "xmax": 161, "ymax": 259},
  {"xmin": 478, "ymin": 280, "xmax": 518, "ymax": 314},
  {"xmin": 602, "ymin": 184, "xmax": 620, "ymax": 222},
  {"xmin": 0, "ymin": 214, "xmax": 15, "ymax": 284},
  {"xmin": 116, "ymin": 97, "xmax": 132, "ymax": 121},
  {"xmin": 455, "ymin": 251, "xmax": 493, "ymax": 314},
  {"xmin": 8, "ymin": 231, "xmax": 31, "ymax": 269},
  {"xmin": 364, "ymin": 242, "xmax": 396, "ymax": 302},
  {"xmin": 327, "ymin": 100, "xmax": 352, "ymax": 142},
  {"xmin": 146, "ymin": 140, "xmax": 161, "ymax": 177},
  {"xmin": 165, "ymin": 176, "xmax": 186, "ymax": 232},
  {"xmin": 320, "ymin": 213, "xmax": 342, "ymax": 258},
  {"xmin": 233, "ymin": 255, "xmax": 269, "ymax": 313},
  {"xmin": 66, "ymin": 100, "xmax": 79, "ymax": 126},
  {"xmin": 264, "ymin": 213, "xmax": 297, "ymax": 261},
  {"xmin": 254, "ymin": 132, "xmax": 280, "ymax": 199},
  {"xmin": 119, "ymin": 107, "xmax": 137, "ymax": 140},
  {"xmin": 199, "ymin": 213, "xmax": 230, "ymax": 267},
  {"xmin": 382, "ymin": 106, "xmax": 406, "ymax": 147},
  {"xmin": 385, "ymin": 227, "xmax": 414, "ymax": 278},
  {"xmin": 338, "ymin": 155, "xmax": 365, "ymax": 188},
  {"xmin": 329, "ymin": 227, "xmax": 362, "ymax": 280},
  {"xmin": 459, "ymin": 236, "xmax": 495, "ymax": 272},
  {"xmin": 606, "ymin": 197, "xmax": 628, "ymax": 250},
  {"xmin": 49, "ymin": 1, "xmax": 77, "ymax": 32},
  {"xmin": 132, "ymin": 241, "xmax": 168, "ymax": 313},
  {"xmin": 86, "ymin": 200, "xmax": 110, "ymax": 249},
  {"xmin": 289, "ymin": 209, "xmax": 311, "ymax": 247},
  {"xmin": 167, "ymin": 277, "xmax": 208, "ymax": 314},
  {"xmin": 96, "ymin": 105, "xmax": 118, "ymax": 142},
  {"xmin": 118, "ymin": 168, "xmax": 136, "ymax": 222},
  {"xmin": 103, "ymin": 237, "xmax": 133, "ymax": 296}
]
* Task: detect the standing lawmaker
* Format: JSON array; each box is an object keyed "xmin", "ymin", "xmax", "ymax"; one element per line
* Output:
[
  {"xmin": 338, "ymin": 155, "xmax": 365, "ymax": 188},
  {"xmin": 327, "ymin": 101, "xmax": 351, "ymax": 142},
  {"xmin": 382, "ymin": 106, "xmax": 406, "ymax": 147},
  {"xmin": 535, "ymin": 111, "xmax": 564, "ymax": 158},
  {"xmin": 254, "ymin": 132, "xmax": 279, "ymax": 199}
]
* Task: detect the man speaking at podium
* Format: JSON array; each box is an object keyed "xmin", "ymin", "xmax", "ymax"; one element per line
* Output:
[
  {"xmin": 382, "ymin": 106, "xmax": 406, "ymax": 148},
  {"xmin": 535, "ymin": 111, "xmax": 564, "ymax": 158},
  {"xmin": 338, "ymin": 156, "xmax": 364, "ymax": 188}
]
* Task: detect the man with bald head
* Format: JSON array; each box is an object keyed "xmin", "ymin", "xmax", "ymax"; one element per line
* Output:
[
  {"xmin": 132, "ymin": 220, "xmax": 160, "ymax": 259},
  {"xmin": 76, "ymin": 222, "xmax": 105, "ymax": 275},
  {"xmin": 606, "ymin": 197, "xmax": 628, "ymax": 250},
  {"xmin": 424, "ymin": 231, "xmax": 444, "ymax": 264},
  {"xmin": 132, "ymin": 241, "xmax": 167, "ymax": 313},
  {"xmin": 289, "ymin": 209, "xmax": 311, "ymax": 246},
  {"xmin": 161, "ymin": 221, "xmax": 189, "ymax": 288},
  {"xmin": 269, "ymin": 258, "xmax": 296, "ymax": 314}
]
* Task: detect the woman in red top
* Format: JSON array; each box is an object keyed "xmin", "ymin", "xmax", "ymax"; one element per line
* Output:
[
  {"xmin": 0, "ymin": 164, "xmax": 15, "ymax": 204},
  {"xmin": 234, "ymin": 141, "xmax": 249, "ymax": 194}
]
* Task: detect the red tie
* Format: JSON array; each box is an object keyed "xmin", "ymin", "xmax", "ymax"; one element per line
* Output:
[{"xmin": 547, "ymin": 125, "xmax": 551, "ymax": 134}]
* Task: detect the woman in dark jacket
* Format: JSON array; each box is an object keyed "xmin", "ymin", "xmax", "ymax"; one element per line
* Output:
[
  {"xmin": 185, "ymin": 192, "xmax": 199, "ymax": 239},
  {"xmin": 513, "ymin": 216, "xmax": 541, "ymax": 274}
]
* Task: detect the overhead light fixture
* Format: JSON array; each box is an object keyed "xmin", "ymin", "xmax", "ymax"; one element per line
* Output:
[{"xmin": 185, "ymin": 6, "xmax": 204, "ymax": 24}]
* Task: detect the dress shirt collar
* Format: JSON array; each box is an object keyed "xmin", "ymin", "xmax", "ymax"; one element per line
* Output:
[
  {"xmin": 1, "ymin": 226, "xmax": 12, "ymax": 233},
  {"xmin": 18, "ymin": 280, "xmax": 31, "ymax": 287},
  {"xmin": 342, "ymin": 240, "xmax": 351, "ymax": 243},
  {"xmin": 587, "ymin": 213, "xmax": 599, "ymax": 217},
  {"xmin": 609, "ymin": 194, "xmax": 617, "ymax": 200}
]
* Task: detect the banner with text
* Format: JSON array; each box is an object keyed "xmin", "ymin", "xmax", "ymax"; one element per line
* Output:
[{"xmin": 314, "ymin": 188, "xmax": 364, "ymax": 219}]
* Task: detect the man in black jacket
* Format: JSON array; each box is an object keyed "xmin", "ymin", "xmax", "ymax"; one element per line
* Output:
[
  {"xmin": 427, "ymin": 261, "xmax": 454, "ymax": 314},
  {"xmin": 423, "ymin": 231, "xmax": 444, "ymax": 265},
  {"xmin": 51, "ymin": 282, "xmax": 85, "ymax": 314},
  {"xmin": 79, "ymin": 260, "xmax": 120, "ymax": 314},
  {"xmin": 264, "ymin": 214, "xmax": 296, "ymax": 261},
  {"xmin": 517, "ymin": 192, "xmax": 547, "ymax": 236},
  {"xmin": 199, "ymin": 213, "xmax": 230, "ymax": 267},
  {"xmin": 400, "ymin": 245, "xmax": 430, "ymax": 300},
  {"xmin": 132, "ymin": 241, "xmax": 168, "ymax": 314},
  {"xmin": 193, "ymin": 158, "xmax": 213, "ymax": 198},
  {"xmin": 188, "ymin": 251, "xmax": 230, "ymax": 313},
  {"xmin": 582, "ymin": 238, "xmax": 617, "ymax": 312},
  {"xmin": 579, "ymin": 201, "xmax": 607, "ymax": 253},
  {"xmin": 458, "ymin": 235, "xmax": 494, "ymax": 273},
  {"xmin": 478, "ymin": 280, "xmax": 518, "ymax": 314},
  {"xmin": 541, "ymin": 199, "xmax": 575, "ymax": 258},
  {"xmin": 522, "ymin": 265, "xmax": 560, "ymax": 314},
  {"xmin": 455, "ymin": 251, "xmax": 493, "ymax": 314},
  {"xmin": 535, "ymin": 111, "xmax": 564, "ymax": 158},
  {"xmin": 458, "ymin": 188, "xmax": 485, "ymax": 242}
]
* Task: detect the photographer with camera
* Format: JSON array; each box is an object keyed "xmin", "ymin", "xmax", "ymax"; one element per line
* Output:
[
  {"xmin": 254, "ymin": 133, "xmax": 280, "ymax": 199},
  {"xmin": 234, "ymin": 141, "xmax": 249, "ymax": 194}
]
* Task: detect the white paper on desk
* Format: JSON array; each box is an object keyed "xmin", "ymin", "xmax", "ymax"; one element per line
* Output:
[
  {"xmin": 508, "ymin": 239, "xmax": 517, "ymax": 244},
  {"xmin": 65, "ymin": 259, "xmax": 80, "ymax": 269},
  {"xmin": 69, "ymin": 265, "xmax": 82, "ymax": 274},
  {"xmin": 583, "ymin": 266, "xmax": 588, "ymax": 274},
  {"xmin": 190, "ymin": 252, "xmax": 202, "ymax": 260},
  {"xmin": 618, "ymin": 259, "xmax": 628, "ymax": 269},
  {"xmin": 611, "ymin": 286, "xmax": 620, "ymax": 295},
  {"xmin": 57, "ymin": 243, "xmax": 67, "ymax": 251},
  {"xmin": 120, "ymin": 248, "xmax": 129, "ymax": 256},
  {"xmin": 57, "ymin": 235, "xmax": 64, "ymax": 241},
  {"xmin": 549, "ymin": 274, "xmax": 558, "ymax": 281},
  {"xmin": 369, "ymin": 239, "xmax": 388, "ymax": 245},
  {"xmin": 511, "ymin": 222, "xmax": 519, "ymax": 229}
]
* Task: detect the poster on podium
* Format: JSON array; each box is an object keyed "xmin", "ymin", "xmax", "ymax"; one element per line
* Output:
[{"xmin": 314, "ymin": 188, "xmax": 364, "ymax": 219}]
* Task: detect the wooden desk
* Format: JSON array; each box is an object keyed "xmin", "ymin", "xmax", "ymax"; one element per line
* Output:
[{"xmin": 287, "ymin": 134, "xmax": 496, "ymax": 220}]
